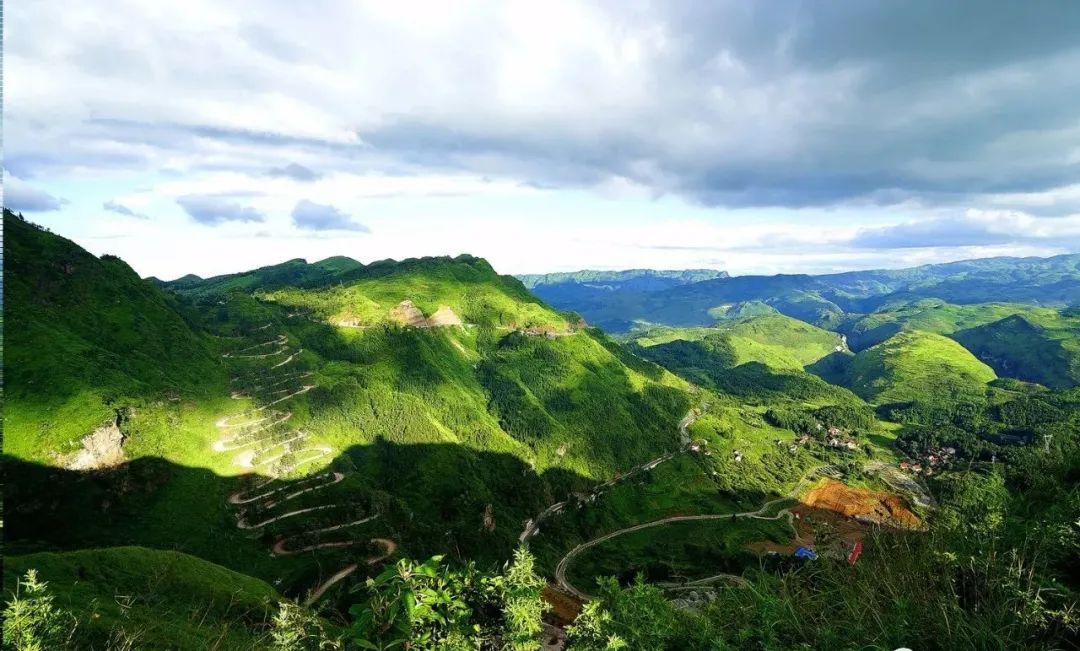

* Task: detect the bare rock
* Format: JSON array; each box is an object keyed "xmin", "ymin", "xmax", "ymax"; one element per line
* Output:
[
  {"xmin": 389, "ymin": 300, "xmax": 427, "ymax": 327},
  {"xmin": 427, "ymin": 305, "xmax": 463, "ymax": 327},
  {"xmin": 67, "ymin": 420, "xmax": 126, "ymax": 470}
]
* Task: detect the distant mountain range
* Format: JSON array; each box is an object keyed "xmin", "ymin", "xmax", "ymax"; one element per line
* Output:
[{"xmin": 520, "ymin": 253, "xmax": 1080, "ymax": 332}]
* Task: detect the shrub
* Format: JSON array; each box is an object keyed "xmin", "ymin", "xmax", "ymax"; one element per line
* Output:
[{"xmin": 2, "ymin": 570, "xmax": 77, "ymax": 651}]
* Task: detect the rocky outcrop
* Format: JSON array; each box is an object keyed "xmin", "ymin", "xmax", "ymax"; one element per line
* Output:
[
  {"xmin": 389, "ymin": 300, "xmax": 427, "ymax": 327},
  {"xmin": 67, "ymin": 416, "xmax": 127, "ymax": 470},
  {"xmin": 427, "ymin": 305, "xmax": 463, "ymax": 327}
]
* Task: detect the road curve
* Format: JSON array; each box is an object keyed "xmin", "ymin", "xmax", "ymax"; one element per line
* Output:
[{"xmin": 554, "ymin": 466, "xmax": 834, "ymax": 601}]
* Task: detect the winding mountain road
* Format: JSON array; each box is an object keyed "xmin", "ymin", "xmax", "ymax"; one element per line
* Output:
[
  {"xmin": 519, "ymin": 404, "xmax": 708, "ymax": 544},
  {"xmin": 553, "ymin": 465, "xmax": 837, "ymax": 601},
  {"xmin": 213, "ymin": 324, "xmax": 397, "ymax": 602}
]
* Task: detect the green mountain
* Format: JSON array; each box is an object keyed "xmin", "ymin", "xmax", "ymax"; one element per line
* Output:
[
  {"xmin": 517, "ymin": 268, "xmax": 727, "ymax": 290},
  {"xmin": 837, "ymin": 299, "xmax": 1052, "ymax": 351},
  {"xmin": 4, "ymin": 211, "xmax": 226, "ymax": 461},
  {"xmin": 157, "ymin": 255, "xmax": 366, "ymax": 298},
  {"xmin": 4, "ymin": 215, "xmax": 692, "ymax": 603},
  {"xmin": 842, "ymin": 331, "xmax": 997, "ymax": 405},
  {"xmin": 629, "ymin": 314, "xmax": 846, "ymax": 372},
  {"xmin": 952, "ymin": 311, "xmax": 1080, "ymax": 389}
]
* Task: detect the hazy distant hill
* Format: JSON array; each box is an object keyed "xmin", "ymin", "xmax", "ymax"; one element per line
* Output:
[
  {"xmin": 531, "ymin": 254, "xmax": 1080, "ymax": 332},
  {"xmin": 518, "ymin": 268, "xmax": 727, "ymax": 290}
]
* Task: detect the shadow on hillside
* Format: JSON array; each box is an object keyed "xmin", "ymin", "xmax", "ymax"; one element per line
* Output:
[
  {"xmin": 3, "ymin": 438, "xmax": 592, "ymax": 593},
  {"xmin": 637, "ymin": 341, "xmax": 857, "ymax": 404},
  {"xmin": 804, "ymin": 351, "xmax": 853, "ymax": 385}
]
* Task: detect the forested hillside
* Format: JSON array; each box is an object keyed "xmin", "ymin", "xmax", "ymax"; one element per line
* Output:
[
  {"xmin": 4, "ymin": 216, "xmax": 695, "ymax": 632},
  {"xmin": 4, "ymin": 210, "xmax": 226, "ymax": 461},
  {"xmin": 5, "ymin": 215, "xmax": 1078, "ymax": 650}
]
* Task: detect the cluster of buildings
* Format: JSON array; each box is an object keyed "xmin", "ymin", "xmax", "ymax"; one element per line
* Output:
[
  {"xmin": 775, "ymin": 425, "xmax": 859, "ymax": 455},
  {"xmin": 899, "ymin": 446, "xmax": 956, "ymax": 476}
]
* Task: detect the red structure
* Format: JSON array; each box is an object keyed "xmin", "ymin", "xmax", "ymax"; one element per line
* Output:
[{"xmin": 847, "ymin": 541, "xmax": 863, "ymax": 565}]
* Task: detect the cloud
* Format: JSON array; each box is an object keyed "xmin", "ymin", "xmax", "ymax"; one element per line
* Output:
[
  {"xmin": 851, "ymin": 210, "xmax": 1080, "ymax": 249},
  {"xmin": 103, "ymin": 199, "xmax": 149, "ymax": 219},
  {"xmin": 8, "ymin": 2, "xmax": 1080, "ymax": 214},
  {"xmin": 267, "ymin": 162, "xmax": 321, "ymax": 181},
  {"xmin": 4, "ymin": 177, "xmax": 65, "ymax": 212},
  {"xmin": 176, "ymin": 194, "xmax": 265, "ymax": 225},
  {"xmin": 291, "ymin": 199, "xmax": 369, "ymax": 232}
]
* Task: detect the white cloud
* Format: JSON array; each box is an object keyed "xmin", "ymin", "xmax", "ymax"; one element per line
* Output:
[{"xmin": 7, "ymin": 1, "xmax": 1080, "ymax": 277}]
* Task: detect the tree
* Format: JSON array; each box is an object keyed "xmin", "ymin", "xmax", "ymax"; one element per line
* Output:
[
  {"xmin": 566, "ymin": 576, "xmax": 678, "ymax": 650},
  {"xmin": 489, "ymin": 547, "xmax": 550, "ymax": 651}
]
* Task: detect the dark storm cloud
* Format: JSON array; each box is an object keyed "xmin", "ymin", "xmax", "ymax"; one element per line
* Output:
[
  {"xmin": 291, "ymin": 200, "xmax": 369, "ymax": 232},
  {"xmin": 103, "ymin": 200, "xmax": 149, "ymax": 219},
  {"xmin": 176, "ymin": 195, "xmax": 265, "ymax": 225}
]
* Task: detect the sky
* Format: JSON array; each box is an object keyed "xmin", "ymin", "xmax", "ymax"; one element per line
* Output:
[{"xmin": 6, "ymin": 1, "xmax": 1080, "ymax": 280}]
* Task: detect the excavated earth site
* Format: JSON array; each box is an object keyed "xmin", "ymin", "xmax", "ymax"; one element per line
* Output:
[{"xmin": 747, "ymin": 478, "xmax": 922, "ymax": 558}]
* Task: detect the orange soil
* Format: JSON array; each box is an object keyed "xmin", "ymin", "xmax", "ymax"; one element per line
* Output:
[
  {"xmin": 748, "ymin": 480, "xmax": 920, "ymax": 557},
  {"xmin": 802, "ymin": 479, "xmax": 921, "ymax": 528}
]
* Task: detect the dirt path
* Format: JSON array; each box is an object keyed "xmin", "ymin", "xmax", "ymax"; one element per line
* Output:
[
  {"xmin": 271, "ymin": 349, "xmax": 302, "ymax": 369},
  {"xmin": 303, "ymin": 564, "xmax": 358, "ymax": 606},
  {"xmin": 237, "ymin": 503, "xmax": 344, "ymax": 530},
  {"xmin": 229, "ymin": 471, "xmax": 343, "ymax": 505}
]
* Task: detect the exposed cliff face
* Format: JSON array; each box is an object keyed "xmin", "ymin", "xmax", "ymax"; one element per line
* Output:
[{"xmin": 390, "ymin": 299, "xmax": 428, "ymax": 326}]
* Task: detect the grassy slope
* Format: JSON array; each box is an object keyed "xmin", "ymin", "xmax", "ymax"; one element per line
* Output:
[
  {"xmin": 4, "ymin": 547, "xmax": 280, "ymax": 650},
  {"xmin": 248, "ymin": 258, "xmax": 692, "ymax": 481},
  {"xmin": 952, "ymin": 311, "xmax": 1080, "ymax": 389},
  {"xmin": 629, "ymin": 314, "xmax": 844, "ymax": 371},
  {"xmin": 838, "ymin": 299, "xmax": 1057, "ymax": 350},
  {"xmin": 843, "ymin": 331, "xmax": 997, "ymax": 405},
  {"xmin": 3, "ymin": 212, "xmax": 227, "ymax": 463}
]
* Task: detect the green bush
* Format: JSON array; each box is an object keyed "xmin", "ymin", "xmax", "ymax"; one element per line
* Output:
[{"xmin": 2, "ymin": 570, "xmax": 77, "ymax": 651}]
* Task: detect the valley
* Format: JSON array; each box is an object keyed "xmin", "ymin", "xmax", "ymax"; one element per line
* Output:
[{"xmin": 3, "ymin": 210, "xmax": 1078, "ymax": 650}]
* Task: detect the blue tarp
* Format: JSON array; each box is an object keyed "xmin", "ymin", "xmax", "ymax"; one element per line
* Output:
[{"xmin": 794, "ymin": 546, "xmax": 818, "ymax": 560}]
